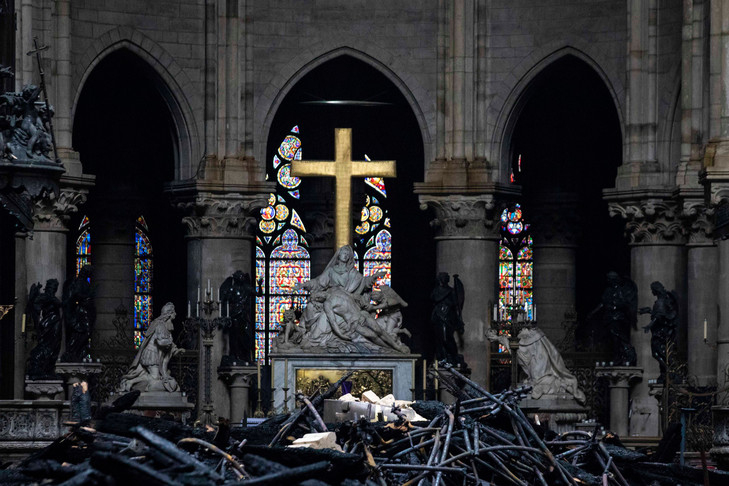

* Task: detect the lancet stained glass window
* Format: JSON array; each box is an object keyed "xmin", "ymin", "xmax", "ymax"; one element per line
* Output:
[
  {"xmin": 76, "ymin": 216, "xmax": 91, "ymax": 275},
  {"xmin": 256, "ymin": 126, "xmax": 310, "ymax": 363},
  {"xmin": 134, "ymin": 216, "xmax": 153, "ymax": 348},
  {"xmin": 354, "ymin": 155, "xmax": 392, "ymax": 289},
  {"xmin": 498, "ymin": 205, "xmax": 533, "ymax": 322}
]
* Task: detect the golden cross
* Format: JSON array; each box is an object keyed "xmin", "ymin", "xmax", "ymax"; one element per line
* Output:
[{"xmin": 291, "ymin": 128, "xmax": 396, "ymax": 249}]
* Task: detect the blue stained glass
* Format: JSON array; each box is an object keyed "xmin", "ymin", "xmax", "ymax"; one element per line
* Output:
[
  {"xmin": 289, "ymin": 190, "xmax": 300, "ymax": 199},
  {"xmin": 76, "ymin": 228, "xmax": 91, "ymax": 276},
  {"xmin": 134, "ymin": 221, "xmax": 153, "ymax": 348}
]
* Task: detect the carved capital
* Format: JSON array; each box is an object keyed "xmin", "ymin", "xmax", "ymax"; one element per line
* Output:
[
  {"xmin": 608, "ymin": 198, "xmax": 684, "ymax": 245},
  {"xmin": 303, "ymin": 211, "xmax": 335, "ymax": 244},
  {"xmin": 32, "ymin": 187, "xmax": 88, "ymax": 232},
  {"xmin": 527, "ymin": 198, "xmax": 581, "ymax": 246},
  {"xmin": 596, "ymin": 366, "xmax": 643, "ymax": 388},
  {"xmin": 176, "ymin": 193, "xmax": 268, "ymax": 238},
  {"xmin": 681, "ymin": 200, "xmax": 716, "ymax": 246},
  {"xmin": 419, "ymin": 194, "xmax": 503, "ymax": 239}
]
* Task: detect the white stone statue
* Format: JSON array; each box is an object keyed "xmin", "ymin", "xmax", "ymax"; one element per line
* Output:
[
  {"xmin": 287, "ymin": 245, "xmax": 410, "ymax": 354},
  {"xmin": 516, "ymin": 326, "xmax": 586, "ymax": 404},
  {"xmin": 119, "ymin": 302, "xmax": 184, "ymax": 392}
]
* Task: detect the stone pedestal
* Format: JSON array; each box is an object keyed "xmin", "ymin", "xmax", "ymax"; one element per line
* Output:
[
  {"xmin": 520, "ymin": 397, "xmax": 589, "ymax": 434},
  {"xmin": 126, "ymin": 391, "xmax": 194, "ymax": 423},
  {"xmin": 710, "ymin": 406, "xmax": 729, "ymax": 470},
  {"xmin": 271, "ymin": 353, "xmax": 418, "ymax": 413},
  {"xmin": 596, "ymin": 366, "xmax": 643, "ymax": 437},
  {"xmin": 54, "ymin": 362, "xmax": 103, "ymax": 400},
  {"xmin": 24, "ymin": 378, "xmax": 64, "ymax": 401},
  {"xmin": 218, "ymin": 365, "xmax": 257, "ymax": 426}
]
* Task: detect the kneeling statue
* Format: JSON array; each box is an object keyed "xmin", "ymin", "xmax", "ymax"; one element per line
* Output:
[{"xmin": 120, "ymin": 302, "xmax": 183, "ymax": 392}]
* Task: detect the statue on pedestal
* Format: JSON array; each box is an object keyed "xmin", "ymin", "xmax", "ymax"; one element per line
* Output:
[
  {"xmin": 587, "ymin": 272, "xmax": 638, "ymax": 365},
  {"xmin": 120, "ymin": 302, "xmax": 183, "ymax": 392},
  {"xmin": 219, "ymin": 271, "xmax": 256, "ymax": 365},
  {"xmin": 26, "ymin": 279, "xmax": 62, "ymax": 379},
  {"xmin": 60, "ymin": 265, "xmax": 95, "ymax": 362},
  {"xmin": 429, "ymin": 272, "xmax": 465, "ymax": 367},
  {"xmin": 288, "ymin": 245, "xmax": 410, "ymax": 354},
  {"xmin": 517, "ymin": 326, "xmax": 586, "ymax": 404},
  {"xmin": 0, "ymin": 84, "xmax": 55, "ymax": 165},
  {"xmin": 639, "ymin": 281, "xmax": 678, "ymax": 382}
]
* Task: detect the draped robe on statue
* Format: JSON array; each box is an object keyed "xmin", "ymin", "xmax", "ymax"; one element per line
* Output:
[
  {"xmin": 295, "ymin": 245, "xmax": 408, "ymax": 353},
  {"xmin": 517, "ymin": 327, "xmax": 586, "ymax": 404}
]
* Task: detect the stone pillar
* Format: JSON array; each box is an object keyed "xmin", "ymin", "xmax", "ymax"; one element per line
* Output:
[
  {"xmin": 608, "ymin": 197, "xmax": 685, "ymax": 436},
  {"xmin": 529, "ymin": 197, "xmax": 579, "ymax": 343},
  {"xmin": 596, "ymin": 366, "xmax": 643, "ymax": 437},
  {"xmin": 682, "ymin": 201, "xmax": 718, "ymax": 386},
  {"xmin": 218, "ymin": 365, "xmax": 257, "ymax": 425},
  {"xmin": 27, "ymin": 187, "xmax": 88, "ymax": 288},
  {"xmin": 417, "ymin": 194, "xmax": 501, "ymax": 387},
  {"xmin": 302, "ymin": 205, "xmax": 335, "ymax": 276},
  {"xmin": 175, "ymin": 191, "xmax": 267, "ymax": 422},
  {"xmin": 90, "ymin": 202, "xmax": 136, "ymax": 348}
]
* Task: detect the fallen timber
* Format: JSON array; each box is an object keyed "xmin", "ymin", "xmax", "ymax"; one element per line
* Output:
[{"xmin": 2, "ymin": 369, "xmax": 729, "ymax": 485}]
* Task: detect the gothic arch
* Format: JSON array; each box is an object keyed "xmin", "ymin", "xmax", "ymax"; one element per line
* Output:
[
  {"xmin": 256, "ymin": 45, "xmax": 433, "ymax": 167},
  {"xmin": 72, "ymin": 28, "xmax": 200, "ymax": 179},
  {"xmin": 491, "ymin": 45, "xmax": 625, "ymax": 182}
]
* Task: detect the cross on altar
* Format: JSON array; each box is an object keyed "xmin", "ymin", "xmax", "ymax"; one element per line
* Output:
[{"xmin": 291, "ymin": 128, "xmax": 396, "ymax": 249}]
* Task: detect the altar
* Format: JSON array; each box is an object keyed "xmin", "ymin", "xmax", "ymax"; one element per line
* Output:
[{"xmin": 271, "ymin": 353, "xmax": 418, "ymax": 412}]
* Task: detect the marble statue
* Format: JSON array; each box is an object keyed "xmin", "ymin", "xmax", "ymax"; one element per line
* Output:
[
  {"xmin": 430, "ymin": 272, "xmax": 465, "ymax": 366},
  {"xmin": 272, "ymin": 308, "xmax": 304, "ymax": 351},
  {"xmin": 0, "ymin": 83, "xmax": 55, "ymax": 165},
  {"xmin": 587, "ymin": 272, "xmax": 638, "ymax": 366},
  {"xmin": 639, "ymin": 281, "xmax": 678, "ymax": 382},
  {"xmin": 120, "ymin": 302, "xmax": 183, "ymax": 392},
  {"xmin": 219, "ymin": 271, "xmax": 256, "ymax": 364},
  {"xmin": 26, "ymin": 279, "xmax": 62, "ymax": 379},
  {"xmin": 516, "ymin": 326, "xmax": 586, "ymax": 404},
  {"xmin": 366, "ymin": 285, "xmax": 411, "ymax": 340},
  {"xmin": 61, "ymin": 265, "xmax": 96, "ymax": 362},
  {"xmin": 286, "ymin": 245, "xmax": 410, "ymax": 354}
]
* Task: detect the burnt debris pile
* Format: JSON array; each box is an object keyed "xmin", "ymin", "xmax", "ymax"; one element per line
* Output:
[{"xmin": 1, "ymin": 366, "xmax": 728, "ymax": 485}]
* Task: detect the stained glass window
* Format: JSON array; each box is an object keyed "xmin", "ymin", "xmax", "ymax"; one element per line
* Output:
[
  {"xmin": 354, "ymin": 157, "xmax": 392, "ymax": 289},
  {"xmin": 134, "ymin": 216, "xmax": 153, "ymax": 348},
  {"xmin": 498, "ymin": 204, "xmax": 533, "ymax": 322},
  {"xmin": 256, "ymin": 126, "xmax": 310, "ymax": 363},
  {"xmin": 76, "ymin": 216, "xmax": 91, "ymax": 276}
]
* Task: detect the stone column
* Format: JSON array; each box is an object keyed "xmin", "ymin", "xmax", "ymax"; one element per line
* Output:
[
  {"xmin": 417, "ymin": 194, "xmax": 501, "ymax": 387},
  {"xmin": 218, "ymin": 365, "xmax": 257, "ymax": 425},
  {"xmin": 175, "ymin": 191, "xmax": 267, "ymax": 422},
  {"xmin": 682, "ymin": 201, "xmax": 718, "ymax": 386},
  {"xmin": 21, "ymin": 186, "xmax": 88, "ymax": 392},
  {"xmin": 27, "ymin": 187, "xmax": 88, "ymax": 288},
  {"xmin": 596, "ymin": 366, "xmax": 643, "ymax": 437},
  {"xmin": 608, "ymin": 197, "xmax": 685, "ymax": 436},
  {"xmin": 529, "ymin": 197, "xmax": 579, "ymax": 344}
]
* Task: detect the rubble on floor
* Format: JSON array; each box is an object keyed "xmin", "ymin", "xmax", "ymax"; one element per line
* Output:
[{"xmin": 1, "ymin": 365, "xmax": 728, "ymax": 485}]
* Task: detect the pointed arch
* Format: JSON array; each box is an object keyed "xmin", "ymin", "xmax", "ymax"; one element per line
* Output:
[
  {"xmin": 257, "ymin": 46, "xmax": 432, "ymax": 169},
  {"xmin": 491, "ymin": 45, "xmax": 625, "ymax": 182},
  {"xmin": 72, "ymin": 29, "xmax": 201, "ymax": 179}
]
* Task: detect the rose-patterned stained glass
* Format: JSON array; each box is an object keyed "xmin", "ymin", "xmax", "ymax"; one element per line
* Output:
[
  {"xmin": 134, "ymin": 219, "xmax": 153, "ymax": 349},
  {"xmin": 497, "ymin": 205, "xmax": 533, "ymax": 324},
  {"xmin": 76, "ymin": 222, "xmax": 91, "ymax": 276},
  {"xmin": 255, "ymin": 126, "xmax": 310, "ymax": 364}
]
